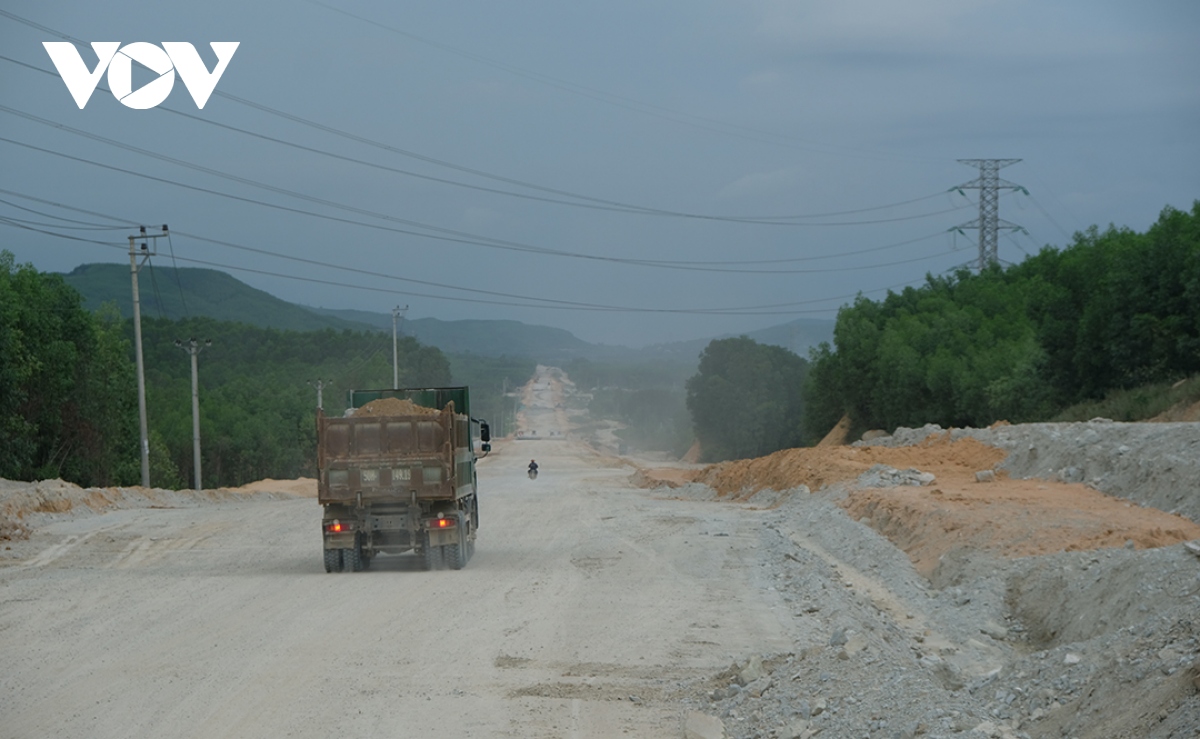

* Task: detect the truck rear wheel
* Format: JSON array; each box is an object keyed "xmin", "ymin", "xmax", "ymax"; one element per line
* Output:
[
  {"xmin": 447, "ymin": 519, "xmax": 468, "ymax": 570},
  {"xmin": 421, "ymin": 533, "xmax": 439, "ymax": 571},
  {"xmin": 347, "ymin": 543, "xmax": 364, "ymax": 572},
  {"xmin": 323, "ymin": 547, "xmax": 343, "ymax": 573}
]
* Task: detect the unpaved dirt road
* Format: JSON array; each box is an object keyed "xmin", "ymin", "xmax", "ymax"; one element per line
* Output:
[
  {"xmin": 5, "ymin": 366, "xmax": 1200, "ymax": 739},
  {"xmin": 1, "ymin": 370, "xmax": 793, "ymax": 738}
]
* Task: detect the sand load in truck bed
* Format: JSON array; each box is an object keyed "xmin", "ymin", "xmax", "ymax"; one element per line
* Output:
[{"xmin": 354, "ymin": 397, "xmax": 442, "ymax": 417}]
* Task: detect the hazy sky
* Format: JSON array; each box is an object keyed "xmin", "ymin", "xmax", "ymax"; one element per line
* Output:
[{"xmin": 2, "ymin": 1, "xmax": 1197, "ymax": 346}]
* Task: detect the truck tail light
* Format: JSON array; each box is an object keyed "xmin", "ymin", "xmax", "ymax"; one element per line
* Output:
[
  {"xmin": 429, "ymin": 517, "xmax": 456, "ymax": 529},
  {"xmin": 325, "ymin": 520, "xmax": 350, "ymax": 534}
]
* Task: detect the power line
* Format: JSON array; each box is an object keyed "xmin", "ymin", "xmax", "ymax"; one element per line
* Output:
[
  {"xmin": 0, "ymin": 186, "xmax": 958, "ymax": 273},
  {"xmin": 24, "ymin": 53, "xmax": 950, "ymax": 225},
  {"xmin": 0, "ymin": 133, "xmax": 968, "ymax": 272},
  {"xmin": 0, "ymin": 37, "xmax": 943, "ymax": 221},
  {"xmin": 165, "ymin": 231, "xmax": 190, "ymax": 318},
  {"xmin": 0, "ymin": 196, "xmax": 133, "ymax": 228},
  {"xmin": 0, "ymin": 215, "xmax": 930, "ymax": 316},
  {"xmin": 0, "ymin": 102, "xmax": 968, "ymax": 231}
]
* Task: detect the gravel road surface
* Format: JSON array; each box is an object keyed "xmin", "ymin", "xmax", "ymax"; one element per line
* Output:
[{"xmin": 1, "ymin": 373, "xmax": 792, "ymax": 738}]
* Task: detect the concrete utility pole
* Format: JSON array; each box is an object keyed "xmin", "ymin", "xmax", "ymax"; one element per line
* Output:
[
  {"xmin": 953, "ymin": 160, "xmax": 1027, "ymax": 270},
  {"xmin": 308, "ymin": 379, "xmax": 332, "ymax": 410},
  {"xmin": 391, "ymin": 304, "xmax": 408, "ymax": 389},
  {"xmin": 175, "ymin": 338, "xmax": 211, "ymax": 491},
  {"xmin": 129, "ymin": 225, "xmax": 168, "ymax": 488}
]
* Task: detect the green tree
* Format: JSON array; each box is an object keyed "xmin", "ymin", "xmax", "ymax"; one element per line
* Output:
[
  {"xmin": 686, "ymin": 337, "xmax": 808, "ymax": 461},
  {"xmin": 803, "ymin": 202, "xmax": 1200, "ymax": 438},
  {"xmin": 0, "ymin": 252, "xmax": 139, "ymax": 486}
]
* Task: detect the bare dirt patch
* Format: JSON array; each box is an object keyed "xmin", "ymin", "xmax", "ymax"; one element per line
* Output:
[
  {"xmin": 678, "ymin": 430, "xmax": 1200, "ymax": 573},
  {"xmin": 227, "ymin": 478, "xmax": 317, "ymax": 497},
  {"xmin": 0, "ymin": 477, "xmax": 304, "ymax": 536},
  {"xmin": 842, "ymin": 478, "xmax": 1200, "ymax": 576},
  {"xmin": 696, "ymin": 435, "xmax": 1006, "ymax": 497}
]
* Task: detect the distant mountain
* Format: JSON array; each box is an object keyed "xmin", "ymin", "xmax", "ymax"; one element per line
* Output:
[
  {"xmin": 62, "ymin": 264, "xmax": 377, "ymax": 333},
  {"xmin": 63, "ymin": 263, "xmax": 836, "ymax": 365},
  {"xmin": 310, "ymin": 307, "xmax": 621, "ymax": 362}
]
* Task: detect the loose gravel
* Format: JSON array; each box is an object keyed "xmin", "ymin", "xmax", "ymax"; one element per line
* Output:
[{"xmin": 677, "ymin": 421, "xmax": 1200, "ymax": 739}]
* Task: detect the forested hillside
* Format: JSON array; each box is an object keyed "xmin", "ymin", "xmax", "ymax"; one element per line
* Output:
[
  {"xmin": 804, "ymin": 202, "xmax": 1200, "ymax": 439},
  {"xmin": 63, "ymin": 264, "xmax": 377, "ymax": 332},
  {"xmin": 2, "ymin": 252, "xmax": 507, "ymax": 489},
  {"xmin": 136, "ymin": 317, "xmax": 451, "ymax": 488}
]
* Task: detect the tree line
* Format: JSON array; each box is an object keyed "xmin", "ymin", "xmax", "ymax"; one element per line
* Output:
[
  {"xmin": 137, "ymin": 315, "xmax": 452, "ymax": 488},
  {"xmin": 804, "ymin": 202, "xmax": 1200, "ymax": 439},
  {"xmin": 1, "ymin": 251, "xmax": 528, "ymax": 489},
  {"xmin": 1, "ymin": 252, "xmax": 137, "ymax": 486},
  {"xmin": 685, "ymin": 202, "xmax": 1200, "ymax": 461}
]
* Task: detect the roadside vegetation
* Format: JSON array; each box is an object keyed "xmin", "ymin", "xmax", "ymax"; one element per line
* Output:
[
  {"xmin": 683, "ymin": 203, "xmax": 1200, "ymax": 462},
  {"xmin": 1051, "ymin": 374, "xmax": 1200, "ymax": 423},
  {"xmin": 2, "ymin": 252, "xmax": 526, "ymax": 489},
  {"xmin": 685, "ymin": 337, "xmax": 808, "ymax": 462},
  {"xmin": 804, "ymin": 202, "xmax": 1200, "ymax": 441},
  {"xmin": 0, "ymin": 251, "xmax": 138, "ymax": 487}
]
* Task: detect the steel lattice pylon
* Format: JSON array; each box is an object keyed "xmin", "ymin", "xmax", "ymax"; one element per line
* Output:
[{"xmin": 954, "ymin": 159, "xmax": 1024, "ymax": 270}]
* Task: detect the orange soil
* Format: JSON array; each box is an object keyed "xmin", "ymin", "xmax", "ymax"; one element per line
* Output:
[
  {"xmin": 696, "ymin": 435, "xmax": 1007, "ymax": 497},
  {"xmin": 842, "ymin": 473, "xmax": 1200, "ymax": 576},
  {"xmin": 816, "ymin": 414, "xmax": 852, "ymax": 447},
  {"xmin": 1152, "ymin": 398, "xmax": 1200, "ymax": 422},
  {"xmin": 229, "ymin": 478, "xmax": 317, "ymax": 497},
  {"xmin": 355, "ymin": 398, "xmax": 441, "ymax": 417},
  {"xmin": 641, "ymin": 432, "xmax": 1200, "ymax": 571}
]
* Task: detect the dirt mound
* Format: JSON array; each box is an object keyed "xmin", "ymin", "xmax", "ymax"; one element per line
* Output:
[
  {"xmin": 631, "ymin": 467, "xmax": 695, "ymax": 489},
  {"xmin": 1151, "ymin": 398, "xmax": 1200, "ymax": 422},
  {"xmin": 0, "ymin": 477, "xmax": 299, "ymax": 538},
  {"xmin": 842, "ymin": 480, "xmax": 1200, "ymax": 576},
  {"xmin": 354, "ymin": 397, "xmax": 441, "ymax": 417},
  {"xmin": 815, "ymin": 414, "xmax": 851, "ymax": 447},
  {"xmin": 697, "ymin": 435, "xmax": 1005, "ymax": 498},
  {"xmin": 692, "ymin": 425, "xmax": 1200, "ymax": 571},
  {"xmin": 228, "ymin": 478, "xmax": 317, "ymax": 497}
]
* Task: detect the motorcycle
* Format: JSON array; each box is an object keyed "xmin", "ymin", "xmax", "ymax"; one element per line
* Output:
[{"xmin": 528, "ymin": 468, "xmax": 538, "ymax": 480}]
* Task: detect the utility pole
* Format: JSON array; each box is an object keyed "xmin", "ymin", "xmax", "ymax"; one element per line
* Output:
[
  {"xmin": 129, "ymin": 224, "xmax": 168, "ymax": 488},
  {"xmin": 175, "ymin": 337, "xmax": 211, "ymax": 492},
  {"xmin": 953, "ymin": 159, "xmax": 1026, "ymax": 270},
  {"xmin": 308, "ymin": 379, "xmax": 332, "ymax": 410},
  {"xmin": 391, "ymin": 304, "xmax": 408, "ymax": 389}
]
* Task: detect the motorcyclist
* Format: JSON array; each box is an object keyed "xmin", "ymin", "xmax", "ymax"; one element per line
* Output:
[{"xmin": 528, "ymin": 459, "xmax": 539, "ymax": 474}]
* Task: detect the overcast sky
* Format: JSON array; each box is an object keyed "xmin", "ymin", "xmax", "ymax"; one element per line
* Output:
[{"xmin": 1, "ymin": 1, "xmax": 1197, "ymax": 346}]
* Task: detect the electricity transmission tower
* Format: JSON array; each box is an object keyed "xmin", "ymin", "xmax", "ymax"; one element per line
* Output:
[{"xmin": 953, "ymin": 159, "xmax": 1027, "ymax": 270}]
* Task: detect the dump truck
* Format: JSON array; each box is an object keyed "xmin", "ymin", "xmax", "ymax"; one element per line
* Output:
[{"xmin": 317, "ymin": 387, "xmax": 490, "ymax": 572}]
